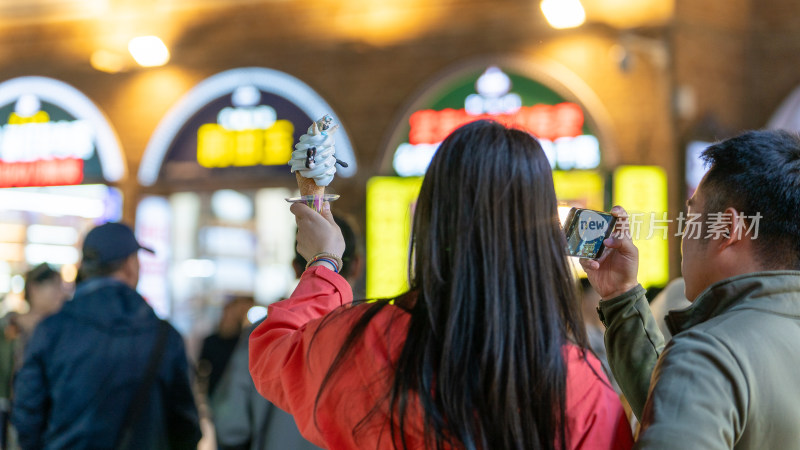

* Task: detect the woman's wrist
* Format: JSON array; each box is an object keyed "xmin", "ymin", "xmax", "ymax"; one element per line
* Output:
[
  {"xmin": 308, "ymin": 259, "xmax": 338, "ymax": 272},
  {"xmin": 305, "ymin": 252, "xmax": 343, "ymax": 273}
]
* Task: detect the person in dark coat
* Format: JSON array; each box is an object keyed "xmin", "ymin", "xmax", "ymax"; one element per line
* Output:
[
  {"xmin": 12, "ymin": 222, "xmax": 202, "ymax": 449},
  {"xmin": 211, "ymin": 215, "xmax": 362, "ymax": 450}
]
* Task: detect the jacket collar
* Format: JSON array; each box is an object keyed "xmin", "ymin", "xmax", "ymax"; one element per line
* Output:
[
  {"xmin": 666, "ymin": 271, "xmax": 800, "ymax": 335},
  {"xmin": 74, "ymin": 276, "xmax": 128, "ymax": 297}
]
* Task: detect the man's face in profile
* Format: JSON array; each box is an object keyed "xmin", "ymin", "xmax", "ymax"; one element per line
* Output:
[{"xmin": 681, "ymin": 180, "xmax": 713, "ymax": 302}]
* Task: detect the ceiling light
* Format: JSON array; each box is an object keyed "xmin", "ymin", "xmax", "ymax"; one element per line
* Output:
[
  {"xmin": 541, "ymin": 0, "xmax": 586, "ymax": 29},
  {"xmin": 128, "ymin": 36, "xmax": 170, "ymax": 68}
]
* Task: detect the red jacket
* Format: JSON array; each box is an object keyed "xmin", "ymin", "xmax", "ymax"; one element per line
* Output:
[{"xmin": 250, "ymin": 266, "xmax": 633, "ymax": 449}]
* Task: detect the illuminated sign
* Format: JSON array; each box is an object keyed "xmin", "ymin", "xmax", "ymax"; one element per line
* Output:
[
  {"xmin": 366, "ymin": 176, "xmax": 423, "ymax": 299},
  {"xmin": 613, "ymin": 166, "xmax": 669, "ymax": 288},
  {"xmin": 136, "ymin": 196, "xmax": 171, "ymax": 318},
  {"xmin": 0, "ymin": 159, "xmax": 83, "ymax": 188},
  {"xmin": 138, "ymin": 68, "xmax": 357, "ymax": 186},
  {"xmin": 197, "ymin": 88, "xmax": 295, "ymax": 168},
  {"xmin": 408, "ymin": 102, "xmax": 583, "ymax": 144},
  {"xmin": 0, "ymin": 77, "xmax": 125, "ymax": 187},
  {"xmin": 392, "ymin": 66, "xmax": 601, "ymax": 177},
  {"xmin": 553, "ymin": 170, "xmax": 604, "ymax": 210}
]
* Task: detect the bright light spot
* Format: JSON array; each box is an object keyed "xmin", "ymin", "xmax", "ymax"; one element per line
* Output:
[
  {"xmin": 217, "ymin": 105, "xmax": 277, "ymax": 131},
  {"xmin": 476, "ymin": 66, "xmax": 512, "ymax": 98},
  {"xmin": 538, "ymin": 135, "xmax": 600, "ymax": 170},
  {"xmin": 28, "ymin": 225, "xmax": 79, "ymax": 246},
  {"xmin": 0, "ymin": 261, "xmax": 10, "ymax": 294},
  {"xmin": 541, "ymin": 0, "xmax": 586, "ymax": 29},
  {"xmin": 90, "ymin": 50, "xmax": 126, "ymax": 74},
  {"xmin": 232, "ymin": 85, "xmax": 261, "ymax": 107},
  {"xmin": 540, "ymin": 139, "xmax": 557, "ymax": 169},
  {"xmin": 181, "ymin": 259, "xmax": 216, "ymax": 278},
  {"xmin": 247, "ymin": 305, "xmax": 268, "ymax": 323},
  {"xmin": 686, "ymin": 140, "xmax": 712, "ymax": 195},
  {"xmin": 61, "ymin": 264, "xmax": 78, "ymax": 283},
  {"xmin": 0, "ymin": 190, "xmax": 105, "ymax": 218},
  {"xmin": 15, "ymin": 94, "xmax": 40, "ymax": 117},
  {"xmin": 11, "ymin": 275, "xmax": 25, "ymax": 294},
  {"xmin": 558, "ymin": 205, "xmax": 574, "ymax": 227},
  {"xmin": 26, "ymin": 244, "xmax": 80, "ymax": 266},
  {"xmin": 128, "ymin": 36, "xmax": 170, "ymax": 68},
  {"xmin": 211, "ymin": 190, "xmax": 254, "ymax": 223},
  {"xmin": 0, "ymin": 274, "xmax": 9, "ymax": 294},
  {"xmin": 393, "ymin": 142, "xmax": 439, "ymax": 177}
]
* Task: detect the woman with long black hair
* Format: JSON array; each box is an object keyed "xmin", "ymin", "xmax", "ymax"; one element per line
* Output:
[{"xmin": 249, "ymin": 120, "xmax": 632, "ymax": 449}]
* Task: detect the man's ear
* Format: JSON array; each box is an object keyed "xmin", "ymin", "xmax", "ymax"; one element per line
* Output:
[
  {"xmin": 717, "ymin": 207, "xmax": 746, "ymax": 251},
  {"xmin": 114, "ymin": 253, "xmax": 139, "ymax": 288}
]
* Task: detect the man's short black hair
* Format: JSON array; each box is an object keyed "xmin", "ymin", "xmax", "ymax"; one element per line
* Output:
[
  {"xmin": 75, "ymin": 248, "xmax": 128, "ymax": 284},
  {"xmin": 701, "ymin": 129, "xmax": 800, "ymax": 269},
  {"xmin": 294, "ymin": 214, "xmax": 359, "ymax": 279}
]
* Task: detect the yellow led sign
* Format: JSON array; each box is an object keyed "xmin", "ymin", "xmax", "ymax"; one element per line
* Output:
[
  {"xmin": 196, "ymin": 119, "xmax": 294, "ymax": 168},
  {"xmin": 613, "ymin": 165, "xmax": 669, "ymax": 288},
  {"xmin": 553, "ymin": 170, "xmax": 604, "ymax": 210},
  {"xmin": 366, "ymin": 176, "xmax": 423, "ymax": 299}
]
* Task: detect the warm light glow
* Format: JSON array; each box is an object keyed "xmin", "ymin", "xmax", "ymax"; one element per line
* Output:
[
  {"xmin": 0, "ymin": 224, "xmax": 27, "ymax": 243},
  {"xmin": 90, "ymin": 50, "xmax": 127, "ymax": 73},
  {"xmin": 541, "ymin": 0, "xmax": 586, "ymax": 29},
  {"xmin": 128, "ymin": 36, "xmax": 170, "ymax": 67},
  {"xmin": 332, "ymin": 0, "xmax": 438, "ymax": 46},
  {"xmin": 0, "ymin": 243, "xmax": 25, "ymax": 262},
  {"xmin": 582, "ymin": 0, "xmax": 673, "ymax": 28},
  {"xmin": 61, "ymin": 264, "xmax": 78, "ymax": 283}
]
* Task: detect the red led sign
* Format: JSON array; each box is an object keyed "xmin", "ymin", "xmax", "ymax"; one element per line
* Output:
[
  {"xmin": 0, "ymin": 158, "xmax": 83, "ymax": 188},
  {"xmin": 408, "ymin": 102, "xmax": 584, "ymax": 145}
]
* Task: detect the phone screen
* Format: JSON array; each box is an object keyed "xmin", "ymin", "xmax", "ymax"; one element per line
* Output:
[{"xmin": 563, "ymin": 208, "xmax": 617, "ymax": 259}]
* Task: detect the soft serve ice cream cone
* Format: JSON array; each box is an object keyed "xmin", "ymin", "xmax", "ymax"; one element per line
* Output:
[{"xmin": 289, "ymin": 115, "xmax": 339, "ymax": 200}]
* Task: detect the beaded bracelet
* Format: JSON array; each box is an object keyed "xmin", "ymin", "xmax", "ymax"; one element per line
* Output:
[{"xmin": 305, "ymin": 252, "xmax": 343, "ymax": 273}]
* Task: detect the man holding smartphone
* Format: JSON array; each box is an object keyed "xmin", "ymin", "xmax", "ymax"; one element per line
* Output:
[{"xmin": 582, "ymin": 130, "xmax": 800, "ymax": 449}]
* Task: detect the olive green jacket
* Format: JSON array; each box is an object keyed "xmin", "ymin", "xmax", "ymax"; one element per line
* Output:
[{"xmin": 599, "ymin": 271, "xmax": 800, "ymax": 449}]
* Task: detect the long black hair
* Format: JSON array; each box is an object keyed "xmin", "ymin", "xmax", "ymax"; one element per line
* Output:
[{"xmin": 315, "ymin": 120, "xmax": 587, "ymax": 449}]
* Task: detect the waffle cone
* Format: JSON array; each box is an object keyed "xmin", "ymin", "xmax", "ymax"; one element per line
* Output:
[{"xmin": 296, "ymin": 172, "xmax": 325, "ymax": 197}]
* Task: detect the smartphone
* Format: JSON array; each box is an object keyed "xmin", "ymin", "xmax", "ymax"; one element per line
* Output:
[{"xmin": 562, "ymin": 207, "xmax": 617, "ymax": 259}]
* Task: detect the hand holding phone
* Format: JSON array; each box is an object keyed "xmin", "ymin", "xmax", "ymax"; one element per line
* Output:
[
  {"xmin": 562, "ymin": 207, "xmax": 617, "ymax": 260},
  {"xmin": 574, "ymin": 205, "xmax": 640, "ymax": 300}
]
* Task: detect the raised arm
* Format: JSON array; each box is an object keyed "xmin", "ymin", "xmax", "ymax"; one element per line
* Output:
[
  {"xmin": 580, "ymin": 206, "xmax": 665, "ymax": 418},
  {"xmin": 248, "ymin": 201, "xmax": 351, "ymax": 445}
]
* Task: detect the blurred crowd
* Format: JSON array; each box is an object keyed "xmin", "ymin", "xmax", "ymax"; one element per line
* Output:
[{"xmin": 3, "ymin": 123, "xmax": 800, "ymax": 450}]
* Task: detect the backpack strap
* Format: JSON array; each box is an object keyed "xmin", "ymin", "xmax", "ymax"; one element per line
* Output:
[{"xmin": 115, "ymin": 320, "xmax": 171, "ymax": 448}]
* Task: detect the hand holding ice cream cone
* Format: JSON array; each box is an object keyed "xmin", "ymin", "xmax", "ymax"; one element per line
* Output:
[{"xmin": 289, "ymin": 114, "xmax": 344, "ymax": 211}]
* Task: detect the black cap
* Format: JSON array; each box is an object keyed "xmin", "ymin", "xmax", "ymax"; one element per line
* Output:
[{"xmin": 82, "ymin": 222, "xmax": 154, "ymax": 264}]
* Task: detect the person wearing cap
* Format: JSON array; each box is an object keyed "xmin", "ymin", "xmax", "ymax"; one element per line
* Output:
[{"xmin": 12, "ymin": 222, "xmax": 202, "ymax": 449}]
